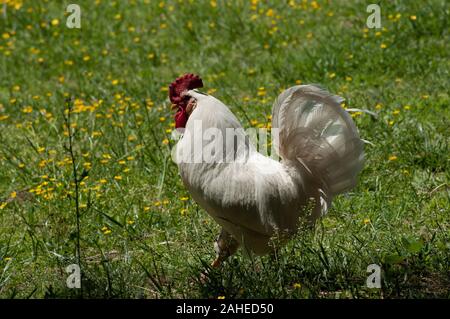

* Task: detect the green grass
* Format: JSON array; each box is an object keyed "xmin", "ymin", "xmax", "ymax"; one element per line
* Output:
[{"xmin": 0, "ymin": 0, "xmax": 449, "ymax": 298}]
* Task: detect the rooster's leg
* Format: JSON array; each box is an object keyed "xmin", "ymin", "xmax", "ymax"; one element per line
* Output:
[{"xmin": 211, "ymin": 228, "xmax": 239, "ymax": 268}]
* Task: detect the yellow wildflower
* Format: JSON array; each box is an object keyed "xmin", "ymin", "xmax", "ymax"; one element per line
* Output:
[
  {"xmin": 388, "ymin": 155, "xmax": 398, "ymax": 161},
  {"xmin": 22, "ymin": 106, "xmax": 33, "ymax": 113}
]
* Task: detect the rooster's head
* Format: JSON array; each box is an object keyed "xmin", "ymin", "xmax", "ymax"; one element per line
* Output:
[{"xmin": 169, "ymin": 73, "xmax": 204, "ymax": 128}]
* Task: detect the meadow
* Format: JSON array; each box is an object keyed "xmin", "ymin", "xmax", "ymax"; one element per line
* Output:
[{"xmin": 0, "ymin": 0, "xmax": 448, "ymax": 298}]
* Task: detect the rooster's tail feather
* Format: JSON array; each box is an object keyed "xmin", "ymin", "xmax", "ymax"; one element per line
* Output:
[{"xmin": 271, "ymin": 85, "xmax": 364, "ymax": 217}]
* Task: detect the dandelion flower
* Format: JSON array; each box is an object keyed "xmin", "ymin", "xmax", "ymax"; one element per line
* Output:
[
  {"xmin": 22, "ymin": 106, "xmax": 33, "ymax": 113},
  {"xmin": 388, "ymin": 155, "xmax": 398, "ymax": 161},
  {"xmin": 83, "ymin": 162, "xmax": 92, "ymax": 169}
]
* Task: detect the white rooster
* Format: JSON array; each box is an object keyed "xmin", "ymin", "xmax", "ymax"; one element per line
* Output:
[{"xmin": 169, "ymin": 74, "xmax": 364, "ymax": 268}]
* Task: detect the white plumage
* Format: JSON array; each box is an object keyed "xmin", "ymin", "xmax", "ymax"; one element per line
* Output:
[{"xmin": 175, "ymin": 84, "xmax": 364, "ymax": 258}]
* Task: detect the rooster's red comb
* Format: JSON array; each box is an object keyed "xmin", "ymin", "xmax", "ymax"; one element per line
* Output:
[{"xmin": 169, "ymin": 73, "xmax": 203, "ymax": 104}]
